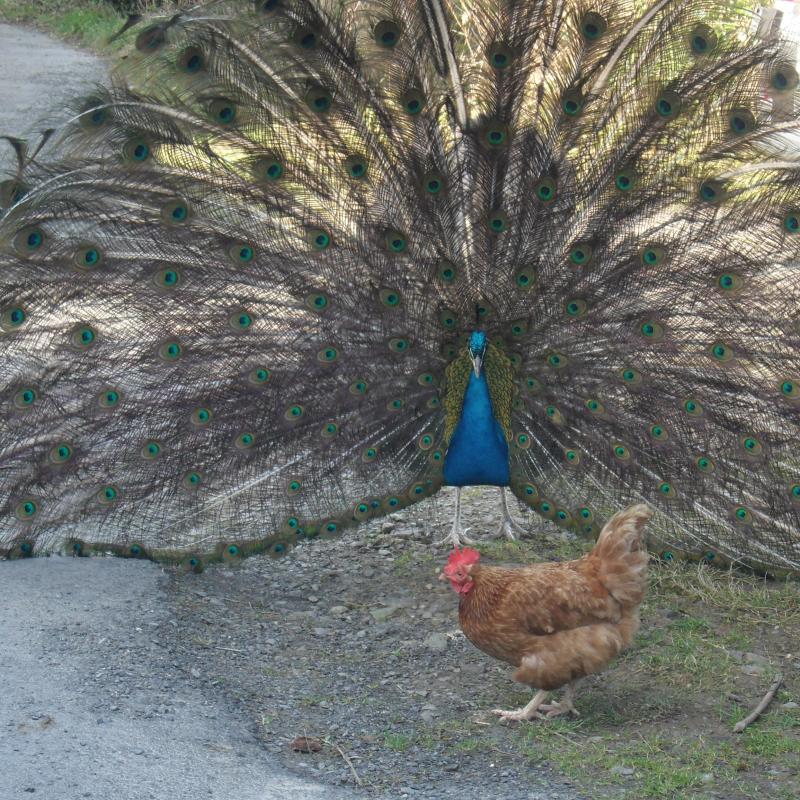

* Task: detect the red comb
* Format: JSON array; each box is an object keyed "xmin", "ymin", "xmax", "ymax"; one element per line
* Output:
[{"xmin": 446, "ymin": 547, "xmax": 481, "ymax": 568}]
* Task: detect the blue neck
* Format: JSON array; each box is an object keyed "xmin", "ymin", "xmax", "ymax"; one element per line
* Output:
[{"xmin": 443, "ymin": 371, "xmax": 510, "ymax": 487}]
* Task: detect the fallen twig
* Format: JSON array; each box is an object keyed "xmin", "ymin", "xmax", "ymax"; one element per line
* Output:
[
  {"xmin": 324, "ymin": 738, "xmax": 363, "ymax": 786},
  {"xmin": 733, "ymin": 674, "xmax": 783, "ymax": 734}
]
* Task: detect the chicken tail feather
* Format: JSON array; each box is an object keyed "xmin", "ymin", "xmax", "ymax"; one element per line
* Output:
[{"xmin": 590, "ymin": 504, "xmax": 652, "ymax": 606}]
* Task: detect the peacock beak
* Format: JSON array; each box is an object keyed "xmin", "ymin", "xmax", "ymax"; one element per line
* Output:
[{"xmin": 471, "ymin": 353, "xmax": 482, "ymax": 377}]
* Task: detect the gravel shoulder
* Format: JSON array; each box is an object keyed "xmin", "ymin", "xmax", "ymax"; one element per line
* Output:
[
  {"xmin": 165, "ymin": 487, "xmax": 583, "ymax": 799},
  {"xmin": 0, "ymin": 556, "xmax": 359, "ymax": 800},
  {"xmin": 0, "ymin": 23, "xmax": 106, "ymax": 167}
]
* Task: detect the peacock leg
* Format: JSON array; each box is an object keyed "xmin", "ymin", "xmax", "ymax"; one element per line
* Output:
[
  {"xmin": 492, "ymin": 488, "xmax": 527, "ymax": 540},
  {"xmin": 436, "ymin": 488, "xmax": 475, "ymax": 547},
  {"xmin": 491, "ymin": 689, "xmax": 550, "ymax": 721},
  {"xmin": 539, "ymin": 682, "xmax": 580, "ymax": 718}
]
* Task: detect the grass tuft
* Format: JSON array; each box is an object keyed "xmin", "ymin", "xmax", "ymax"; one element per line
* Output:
[{"xmin": 0, "ymin": 0, "xmax": 124, "ymax": 50}]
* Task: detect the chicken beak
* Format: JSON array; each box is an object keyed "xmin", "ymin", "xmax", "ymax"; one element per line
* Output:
[{"xmin": 437, "ymin": 571, "xmax": 448, "ymax": 582}]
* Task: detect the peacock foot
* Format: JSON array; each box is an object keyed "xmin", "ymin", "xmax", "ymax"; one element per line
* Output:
[
  {"xmin": 489, "ymin": 488, "xmax": 528, "ymax": 540},
  {"xmin": 492, "ymin": 516, "xmax": 524, "ymax": 541},
  {"xmin": 436, "ymin": 524, "xmax": 476, "ymax": 548}
]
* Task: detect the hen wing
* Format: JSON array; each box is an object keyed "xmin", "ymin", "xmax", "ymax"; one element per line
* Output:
[{"xmin": 498, "ymin": 561, "xmax": 620, "ymax": 635}]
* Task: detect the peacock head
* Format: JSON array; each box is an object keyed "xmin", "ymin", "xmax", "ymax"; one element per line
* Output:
[
  {"xmin": 468, "ymin": 330, "xmax": 487, "ymax": 377},
  {"xmin": 440, "ymin": 546, "xmax": 480, "ymax": 594}
]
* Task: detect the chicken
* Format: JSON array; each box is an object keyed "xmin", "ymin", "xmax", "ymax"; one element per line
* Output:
[{"xmin": 440, "ymin": 504, "xmax": 652, "ymax": 720}]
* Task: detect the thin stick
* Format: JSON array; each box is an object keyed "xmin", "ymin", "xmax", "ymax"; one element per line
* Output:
[
  {"xmin": 733, "ymin": 674, "xmax": 783, "ymax": 734},
  {"xmin": 324, "ymin": 739, "xmax": 363, "ymax": 786}
]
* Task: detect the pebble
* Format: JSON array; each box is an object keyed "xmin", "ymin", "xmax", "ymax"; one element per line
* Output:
[
  {"xmin": 422, "ymin": 632, "xmax": 448, "ymax": 653},
  {"xmin": 610, "ymin": 766, "xmax": 635, "ymax": 777},
  {"xmin": 370, "ymin": 605, "xmax": 401, "ymax": 622},
  {"xmin": 739, "ymin": 664, "xmax": 765, "ymax": 677}
]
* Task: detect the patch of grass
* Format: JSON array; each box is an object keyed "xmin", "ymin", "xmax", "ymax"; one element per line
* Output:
[
  {"xmin": 393, "ymin": 549, "xmax": 435, "ymax": 577},
  {"xmin": 475, "ymin": 533, "xmax": 590, "ymax": 564},
  {"xmin": 0, "ymin": 0, "xmax": 124, "ymax": 50},
  {"xmin": 383, "ymin": 732, "xmax": 411, "ymax": 752}
]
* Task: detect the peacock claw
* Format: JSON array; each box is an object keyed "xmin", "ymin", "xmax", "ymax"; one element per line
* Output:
[
  {"xmin": 492, "ymin": 489, "xmax": 527, "ymax": 540},
  {"xmin": 493, "ymin": 519, "xmax": 518, "ymax": 541},
  {"xmin": 436, "ymin": 525, "xmax": 476, "ymax": 548},
  {"xmin": 437, "ymin": 487, "xmax": 476, "ymax": 547}
]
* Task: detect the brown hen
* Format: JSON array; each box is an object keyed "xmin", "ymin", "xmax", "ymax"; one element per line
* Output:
[{"xmin": 441, "ymin": 504, "xmax": 652, "ymax": 720}]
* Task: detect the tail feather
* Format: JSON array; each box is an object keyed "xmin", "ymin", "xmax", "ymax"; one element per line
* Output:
[{"xmin": 590, "ymin": 503, "xmax": 652, "ymax": 605}]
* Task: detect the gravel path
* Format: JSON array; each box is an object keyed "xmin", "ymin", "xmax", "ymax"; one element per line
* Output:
[
  {"xmin": 0, "ymin": 557, "xmax": 356, "ymax": 800},
  {"xmin": 0, "ymin": 24, "xmax": 106, "ymax": 168},
  {"xmin": 0, "ymin": 22, "xmax": 583, "ymax": 800}
]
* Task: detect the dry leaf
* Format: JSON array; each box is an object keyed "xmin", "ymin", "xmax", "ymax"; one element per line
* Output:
[{"xmin": 291, "ymin": 735, "xmax": 323, "ymax": 753}]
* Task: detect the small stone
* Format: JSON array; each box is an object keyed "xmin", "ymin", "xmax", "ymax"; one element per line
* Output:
[
  {"xmin": 781, "ymin": 701, "xmax": 799, "ymax": 709},
  {"xmin": 307, "ymin": 595, "xmax": 319, "ymax": 603},
  {"xmin": 422, "ymin": 632, "xmax": 448, "ymax": 653},
  {"xmin": 312, "ymin": 627, "xmax": 330, "ymax": 637},
  {"xmin": 329, "ymin": 605, "xmax": 348, "ymax": 616},
  {"xmin": 190, "ymin": 668, "xmax": 200, "ymax": 678},
  {"xmin": 378, "ymin": 549, "xmax": 392, "ymax": 556},
  {"xmin": 610, "ymin": 765, "xmax": 634, "ymax": 777},
  {"xmin": 740, "ymin": 664, "xmax": 765, "ymax": 677},
  {"xmin": 743, "ymin": 652, "xmax": 770, "ymax": 666},
  {"xmin": 370, "ymin": 605, "xmax": 401, "ymax": 622},
  {"xmin": 699, "ymin": 773, "xmax": 714, "ymax": 784}
]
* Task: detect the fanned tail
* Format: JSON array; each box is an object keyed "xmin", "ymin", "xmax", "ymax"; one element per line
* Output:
[{"xmin": 0, "ymin": 0, "xmax": 799, "ymax": 575}]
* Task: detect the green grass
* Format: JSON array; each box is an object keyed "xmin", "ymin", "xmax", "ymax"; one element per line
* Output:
[
  {"xmin": 382, "ymin": 732, "xmax": 411, "ymax": 752},
  {"xmin": 0, "ymin": 0, "xmax": 124, "ymax": 50}
]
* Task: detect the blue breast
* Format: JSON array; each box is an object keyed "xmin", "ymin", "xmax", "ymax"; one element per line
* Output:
[{"xmin": 443, "ymin": 371, "xmax": 510, "ymax": 487}]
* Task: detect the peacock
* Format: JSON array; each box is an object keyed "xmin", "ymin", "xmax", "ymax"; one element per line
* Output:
[{"xmin": 2, "ymin": 0, "xmax": 800, "ymax": 576}]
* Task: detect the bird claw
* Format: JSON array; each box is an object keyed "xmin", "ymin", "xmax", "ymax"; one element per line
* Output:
[
  {"xmin": 436, "ymin": 525, "xmax": 476, "ymax": 548},
  {"xmin": 492, "ymin": 519, "xmax": 518, "ymax": 541},
  {"xmin": 539, "ymin": 702, "xmax": 579, "ymax": 719},
  {"xmin": 491, "ymin": 708, "xmax": 543, "ymax": 722}
]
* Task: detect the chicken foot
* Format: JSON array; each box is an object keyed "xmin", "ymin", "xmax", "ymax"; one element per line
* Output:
[
  {"xmin": 491, "ymin": 689, "xmax": 550, "ymax": 721},
  {"xmin": 539, "ymin": 683, "xmax": 580, "ymax": 718},
  {"xmin": 493, "ymin": 683, "xmax": 580, "ymax": 722}
]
